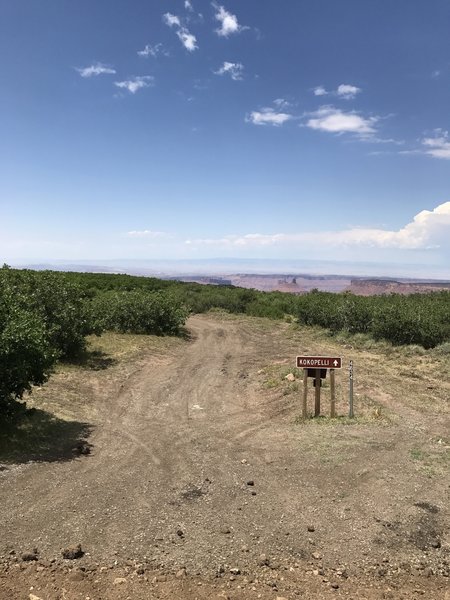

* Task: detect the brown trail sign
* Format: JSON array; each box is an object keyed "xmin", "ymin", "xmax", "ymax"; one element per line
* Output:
[
  {"xmin": 296, "ymin": 356, "xmax": 342, "ymax": 369},
  {"xmin": 296, "ymin": 356, "xmax": 342, "ymax": 418}
]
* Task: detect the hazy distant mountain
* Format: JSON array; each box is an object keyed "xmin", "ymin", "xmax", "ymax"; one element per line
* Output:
[
  {"xmin": 9, "ymin": 258, "xmax": 449, "ymax": 294},
  {"xmin": 11, "ymin": 258, "xmax": 450, "ymax": 280}
]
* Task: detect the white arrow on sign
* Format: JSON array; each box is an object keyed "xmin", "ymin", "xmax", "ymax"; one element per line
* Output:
[{"xmin": 333, "ymin": 360, "xmax": 339, "ymax": 366}]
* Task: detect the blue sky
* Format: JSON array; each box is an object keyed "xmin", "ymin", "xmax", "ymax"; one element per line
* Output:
[{"xmin": 1, "ymin": 0, "xmax": 450, "ymax": 276}]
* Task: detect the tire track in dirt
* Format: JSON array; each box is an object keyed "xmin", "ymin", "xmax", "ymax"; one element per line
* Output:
[{"xmin": 0, "ymin": 315, "xmax": 281, "ymax": 566}]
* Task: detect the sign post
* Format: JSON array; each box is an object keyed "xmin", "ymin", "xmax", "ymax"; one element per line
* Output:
[
  {"xmin": 314, "ymin": 369, "xmax": 321, "ymax": 416},
  {"xmin": 296, "ymin": 356, "xmax": 342, "ymax": 418},
  {"xmin": 330, "ymin": 369, "xmax": 336, "ymax": 418},
  {"xmin": 349, "ymin": 360, "xmax": 354, "ymax": 418},
  {"xmin": 302, "ymin": 369, "xmax": 308, "ymax": 419}
]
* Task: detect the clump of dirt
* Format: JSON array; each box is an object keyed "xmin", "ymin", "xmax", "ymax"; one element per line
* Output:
[
  {"xmin": 20, "ymin": 549, "xmax": 38, "ymax": 562},
  {"xmin": 181, "ymin": 485, "xmax": 206, "ymax": 501},
  {"xmin": 410, "ymin": 504, "xmax": 443, "ymax": 551},
  {"xmin": 62, "ymin": 545, "xmax": 84, "ymax": 560}
]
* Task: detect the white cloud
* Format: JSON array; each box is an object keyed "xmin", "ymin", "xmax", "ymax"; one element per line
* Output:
[
  {"xmin": 76, "ymin": 63, "xmax": 116, "ymax": 78},
  {"xmin": 422, "ymin": 130, "xmax": 450, "ymax": 160},
  {"xmin": 176, "ymin": 27, "xmax": 198, "ymax": 51},
  {"xmin": 312, "ymin": 84, "xmax": 362, "ymax": 99},
  {"xmin": 247, "ymin": 107, "xmax": 293, "ymax": 126},
  {"xmin": 212, "ymin": 3, "xmax": 247, "ymax": 37},
  {"xmin": 163, "ymin": 12, "xmax": 198, "ymax": 51},
  {"xmin": 330, "ymin": 202, "xmax": 450, "ymax": 249},
  {"xmin": 214, "ymin": 61, "xmax": 244, "ymax": 80},
  {"xmin": 126, "ymin": 230, "xmax": 170, "ymax": 239},
  {"xmin": 138, "ymin": 43, "xmax": 169, "ymax": 58},
  {"xmin": 184, "ymin": 0, "xmax": 194, "ymax": 11},
  {"xmin": 313, "ymin": 86, "xmax": 328, "ymax": 96},
  {"xmin": 336, "ymin": 84, "xmax": 362, "ymax": 99},
  {"xmin": 114, "ymin": 76, "xmax": 154, "ymax": 94},
  {"xmin": 306, "ymin": 106, "xmax": 377, "ymax": 136},
  {"xmin": 162, "ymin": 12, "xmax": 181, "ymax": 27},
  {"xmin": 185, "ymin": 202, "xmax": 450, "ymax": 251}
]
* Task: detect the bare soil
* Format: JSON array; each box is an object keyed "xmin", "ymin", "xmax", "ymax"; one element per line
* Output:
[{"xmin": 0, "ymin": 313, "xmax": 449, "ymax": 599}]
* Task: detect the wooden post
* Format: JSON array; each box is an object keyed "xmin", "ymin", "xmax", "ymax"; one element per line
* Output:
[
  {"xmin": 302, "ymin": 369, "xmax": 308, "ymax": 418},
  {"xmin": 330, "ymin": 368, "xmax": 336, "ymax": 417},
  {"xmin": 314, "ymin": 369, "xmax": 321, "ymax": 417},
  {"xmin": 349, "ymin": 360, "xmax": 354, "ymax": 418}
]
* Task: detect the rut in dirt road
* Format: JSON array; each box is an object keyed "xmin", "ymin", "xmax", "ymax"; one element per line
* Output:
[
  {"xmin": 94, "ymin": 315, "xmax": 277, "ymax": 465},
  {"xmin": 0, "ymin": 316, "xmax": 291, "ymax": 572}
]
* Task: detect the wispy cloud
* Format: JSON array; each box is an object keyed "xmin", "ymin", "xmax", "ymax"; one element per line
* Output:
[
  {"xmin": 214, "ymin": 61, "xmax": 244, "ymax": 80},
  {"xmin": 76, "ymin": 62, "xmax": 116, "ymax": 78},
  {"xmin": 126, "ymin": 230, "xmax": 170, "ymax": 239},
  {"xmin": 273, "ymin": 98, "xmax": 292, "ymax": 109},
  {"xmin": 138, "ymin": 43, "xmax": 169, "ymax": 58},
  {"xmin": 305, "ymin": 106, "xmax": 377, "ymax": 137},
  {"xmin": 246, "ymin": 106, "xmax": 293, "ymax": 126},
  {"xmin": 184, "ymin": 0, "xmax": 194, "ymax": 11},
  {"xmin": 186, "ymin": 202, "xmax": 450, "ymax": 251},
  {"xmin": 212, "ymin": 2, "xmax": 247, "ymax": 37},
  {"xmin": 422, "ymin": 129, "xmax": 450, "ymax": 160},
  {"xmin": 114, "ymin": 76, "xmax": 154, "ymax": 94},
  {"xmin": 312, "ymin": 84, "xmax": 362, "ymax": 100},
  {"xmin": 163, "ymin": 12, "xmax": 198, "ymax": 51}
]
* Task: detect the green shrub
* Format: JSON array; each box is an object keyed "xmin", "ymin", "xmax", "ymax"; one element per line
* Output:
[
  {"xmin": 0, "ymin": 267, "xmax": 99, "ymax": 358},
  {"xmin": 92, "ymin": 290, "xmax": 188, "ymax": 335},
  {"xmin": 371, "ymin": 304, "xmax": 444, "ymax": 348},
  {"xmin": 0, "ymin": 274, "xmax": 57, "ymax": 412},
  {"xmin": 295, "ymin": 289, "xmax": 449, "ymax": 349}
]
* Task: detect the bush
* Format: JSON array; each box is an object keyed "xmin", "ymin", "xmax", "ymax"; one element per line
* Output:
[
  {"xmin": 0, "ymin": 275, "xmax": 57, "ymax": 412},
  {"xmin": 371, "ymin": 303, "xmax": 445, "ymax": 349},
  {"xmin": 294, "ymin": 289, "xmax": 449, "ymax": 348},
  {"xmin": 91, "ymin": 290, "xmax": 188, "ymax": 335},
  {"xmin": 0, "ymin": 266, "xmax": 102, "ymax": 414},
  {"xmin": 0, "ymin": 267, "xmax": 99, "ymax": 359}
]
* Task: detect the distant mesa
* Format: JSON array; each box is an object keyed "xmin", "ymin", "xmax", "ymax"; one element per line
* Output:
[
  {"xmin": 168, "ymin": 274, "xmax": 450, "ymax": 295},
  {"xmin": 13, "ymin": 262, "xmax": 450, "ymax": 295},
  {"xmin": 348, "ymin": 279, "xmax": 450, "ymax": 296}
]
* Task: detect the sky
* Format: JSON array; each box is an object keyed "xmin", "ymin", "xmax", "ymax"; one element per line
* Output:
[{"xmin": 1, "ymin": 0, "xmax": 450, "ymax": 277}]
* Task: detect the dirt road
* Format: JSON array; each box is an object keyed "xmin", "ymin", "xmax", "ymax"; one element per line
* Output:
[{"xmin": 0, "ymin": 314, "xmax": 449, "ymax": 599}]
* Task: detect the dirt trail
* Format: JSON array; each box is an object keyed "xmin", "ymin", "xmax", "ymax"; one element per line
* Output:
[
  {"xmin": 0, "ymin": 314, "xmax": 449, "ymax": 599},
  {"xmin": 0, "ymin": 317, "xmax": 284, "ymax": 566}
]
